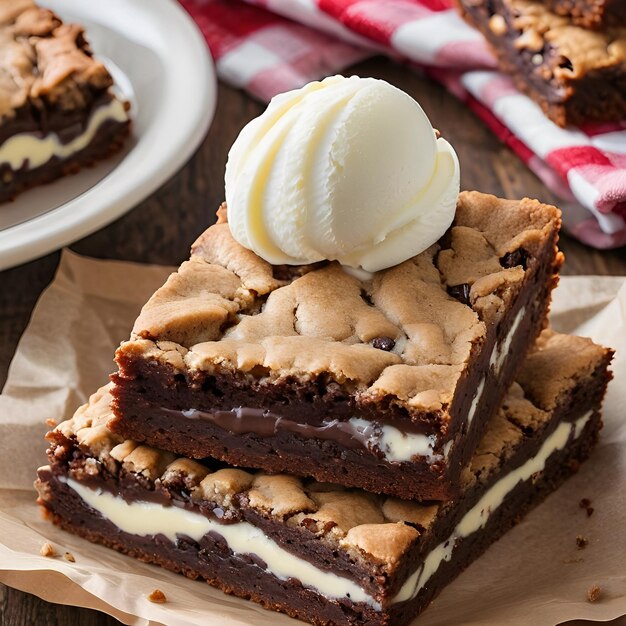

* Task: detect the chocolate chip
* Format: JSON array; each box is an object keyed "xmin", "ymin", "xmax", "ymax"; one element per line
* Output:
[
  {"xmin": 360, "ymin": 289, "xmax": 374, "ymax": 306},
  {"xmin": 500, "ymin": 248, "xmax": 529, "ymax": 270},
  {"xmin": 322, "ymin": 521, "xmax": 338, "ymax": 533},
  {"xmin": 372, "ymin": 337, "xmax": 395, "ymax": 351},
  {"xmin": 447, "ymin": 283, "xmax": 471, "ymax": 306},
  {"xmin": 558, "ymin": 56, "xmax": 573, "ymax": 71}
]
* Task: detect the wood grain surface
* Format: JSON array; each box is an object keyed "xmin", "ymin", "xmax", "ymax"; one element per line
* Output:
[{"xmin": 1, "ymin": 58, "xmax": 625, "ymax": 626}]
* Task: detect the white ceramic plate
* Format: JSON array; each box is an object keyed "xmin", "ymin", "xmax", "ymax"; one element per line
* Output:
[{"xmin": 0, "ymin": 0, "xmax": 217, "ymax": 271}]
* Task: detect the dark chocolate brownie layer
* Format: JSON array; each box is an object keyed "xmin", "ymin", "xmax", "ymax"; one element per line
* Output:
[
  {"xmin": 456, "ymin": 0, "xmax": 626, "ymax": 127},
  {"xmin": 111, "ymin": 191, "xmax": 562, "ymax": 501},
  {"xmin": 37, "ymin": 332, "xmax": 611, "ymax": 625},
  {"xmin": 545, "ymin": 0, "xmax": 626, "ymax": 29}
]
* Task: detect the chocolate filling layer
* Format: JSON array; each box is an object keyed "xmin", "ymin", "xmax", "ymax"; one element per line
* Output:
[{"xmin": 172, "ymin": 406, "xmax": 391, "ymax": 451}]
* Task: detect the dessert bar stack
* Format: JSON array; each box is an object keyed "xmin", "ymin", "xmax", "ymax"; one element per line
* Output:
[
  {"xmin": 455, "ymin": 0, "xmax": 626, "ymax": 126},
  {"xmin": 36, "ymin": 191, "xmax": 614, "ymax": 625},
  {"xmin": 32, "ymin": 63, "xmax": 613, "ymax": 626},
  {"xmin": 0, "ymin": 0, "xmax": 130, "ymax": 202}
]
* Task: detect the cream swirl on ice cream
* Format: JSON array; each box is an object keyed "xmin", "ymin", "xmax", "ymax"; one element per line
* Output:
[{"xmin": 225, "ymin": 75, "xmax": 460, "ymax": 272}]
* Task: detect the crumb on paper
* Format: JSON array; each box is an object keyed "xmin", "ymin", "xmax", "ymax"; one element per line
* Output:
[
  {"xmin": 39, "ymin": 542, "xmax": 55, "ymax": 557},
  {"xmin": 64, "ymin": 551, "xmax": 75, "ymax": 562},
  {"xmin": 148, "ymin": 589, "xmax": 167, "ymax": 603},
  {"xmin": 576, "ymin": 535, "xmax": 588, "ymax": 549},
  {"xmin": 45, "ymin": 418, "xmax": 57, "ymax": 428},
  {"xmin": 579, "ymin": 498, "xmax": 594, "ymax": 517},
  {"xmin": 587, "ymin": 584, "xmax": 601, "ymax": 602}
]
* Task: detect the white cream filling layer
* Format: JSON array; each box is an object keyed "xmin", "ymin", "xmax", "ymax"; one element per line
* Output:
[
  {"xmin": 490, "ymin": 306, "xmax": 525, "ymax": 374},
  {"xmin": 60, "ymin": 409, "xmax": 590, "ymax": 610},
  {"xmin": 61, "ymin": 476, "xmax": 379, "ymax": 609},
  {"xmin": 348, "ymin": 417, "xmax": 440, "ymax": 463},
  {"xmin": 0, "ymin": 98, "xmax": 128, "ymax": 170},
  {"xmin": 392, "ymin": 410, "xmax": 592, "ymax": 604},
  {"xmin": 466, "ymin": 375, "xmax": 486, "ymax": 425}
]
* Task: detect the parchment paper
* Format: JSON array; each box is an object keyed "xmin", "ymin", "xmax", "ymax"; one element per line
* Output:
[{"xmin": 0, "ymin": 250, "xmax": 624, "ymax": 626}]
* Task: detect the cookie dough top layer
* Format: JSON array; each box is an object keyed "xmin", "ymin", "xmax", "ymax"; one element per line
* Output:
[
  {"xmin": 54, "ymin": 331, "xmax": 609, "ymax": 571},
  {"xmin": 0, "ymin": 0, "xmax": 112, "ymax": 119},
  {"xmin": 120, "ymin": 191, "xmax": 560, "ymax": 413}
]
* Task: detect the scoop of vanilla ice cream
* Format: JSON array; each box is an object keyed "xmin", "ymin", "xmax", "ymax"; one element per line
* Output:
[{"xmin": 225, "ymin": 75, "xmax": 460, "ymax": 272}]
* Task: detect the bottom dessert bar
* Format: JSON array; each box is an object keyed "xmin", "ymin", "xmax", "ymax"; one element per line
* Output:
[{"xmin": 35, "ymin": 333, "xmax": 612, "ymax": 626}]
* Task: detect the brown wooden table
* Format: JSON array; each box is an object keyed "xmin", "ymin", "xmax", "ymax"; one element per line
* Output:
[{"xmin": 1, "ymin": 58, "xmax": 625, "ymax": 625}]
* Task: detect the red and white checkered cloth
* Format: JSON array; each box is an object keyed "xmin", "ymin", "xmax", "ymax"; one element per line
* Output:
[{"xmin": 180, "ymin": 0, "xmax": 626, "ymax": 249}]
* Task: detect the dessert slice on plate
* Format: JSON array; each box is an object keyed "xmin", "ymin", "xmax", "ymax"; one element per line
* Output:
[
  {"xmin": 37, "ymin": 331, "xmax": 613, "ymax": 626},
  {"xmin": 0, "ymin": 0, "xmax": 130, "ymax": 202}
]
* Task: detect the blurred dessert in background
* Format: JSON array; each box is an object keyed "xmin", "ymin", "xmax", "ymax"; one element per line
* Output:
[{"xmin": 0, "ymin": 0, "xmax": 130, "ymax": 202}]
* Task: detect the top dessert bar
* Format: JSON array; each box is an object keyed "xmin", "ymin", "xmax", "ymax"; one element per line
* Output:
[
  {"xmin": 111, "ymin": 190, "xmax": 562, "ymax": 501},
  {"xmin": 545, "ymin": 0, "xmax": 626, "ymax": 29},
  {"xmin": 0, "ymin": 0, "xmax": 130, "ymax": 201},
  {"xmin": 456, "ymin": 0, "xmax": 626, "ymax": 127},
  {"xmin": 38, "ymin": 331, "xmax": 613, "ymax": 626}
]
